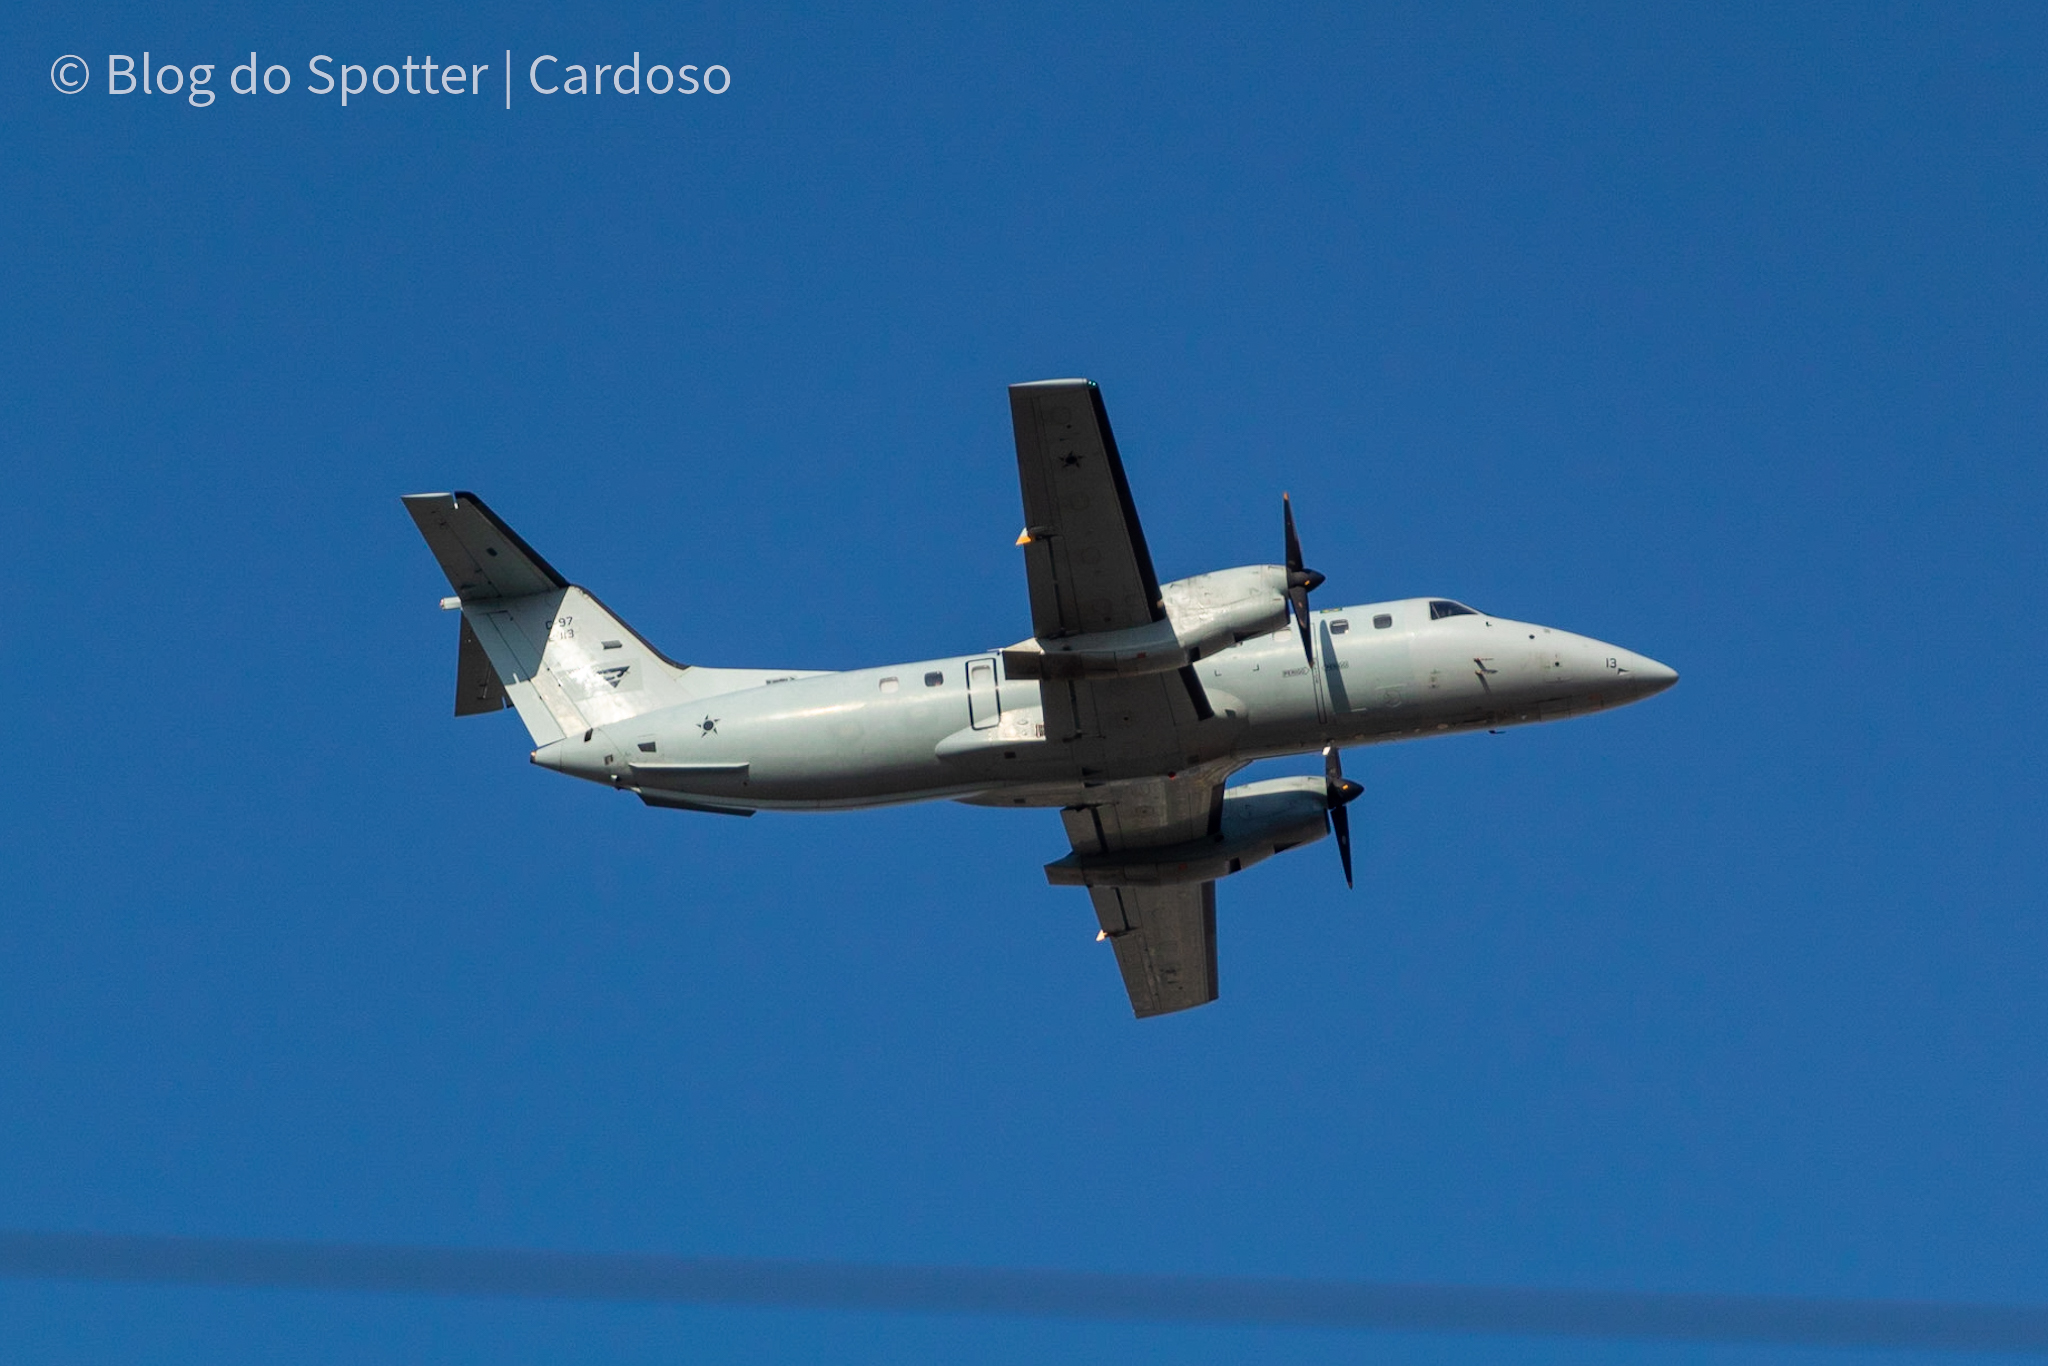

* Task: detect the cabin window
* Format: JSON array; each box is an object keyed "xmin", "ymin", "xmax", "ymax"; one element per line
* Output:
[
  {"xmin": 879, "ymin": 676, "xmax": 900, "ymax": 693},
  {"xmin": 1329, "ymin": 619, "xmax": 1349, "ymax": 635},
  {"xmin": 924, "ymin": 671, "xmax": 944, "ymax": 687},
  {"xmin": 1373, "ymin": 613, "xmax": 1393, "ymax": 629},
  {"xmin": 1429, "ymin": 600, "xmax": 1476, "ymax": 620}
]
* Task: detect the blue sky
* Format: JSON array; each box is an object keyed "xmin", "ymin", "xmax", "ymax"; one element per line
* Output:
[{"xmin": 5, "ymin": 3, "xmax": 2046, "ymax": 1361}]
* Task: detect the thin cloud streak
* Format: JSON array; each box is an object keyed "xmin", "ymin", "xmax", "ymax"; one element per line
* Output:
[{"xmin": 0, "ymin": 1230, "xmax": 2043, "ymax": 1354}]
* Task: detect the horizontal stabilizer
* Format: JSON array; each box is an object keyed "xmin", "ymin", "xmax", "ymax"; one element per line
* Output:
[{"xmin": 403, "ymin": 492, "xmax": 568, "ymax": 601}]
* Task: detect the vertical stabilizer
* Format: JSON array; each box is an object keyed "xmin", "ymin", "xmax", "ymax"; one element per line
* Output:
[{"xmin": 403, "ymin": 492, "xmax": 706, "ymax": 746}]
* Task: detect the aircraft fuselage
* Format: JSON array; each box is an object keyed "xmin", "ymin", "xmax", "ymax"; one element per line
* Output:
[{"xmin": 530, "ymin": 593, "xmax": 1677, "ymax": 813}]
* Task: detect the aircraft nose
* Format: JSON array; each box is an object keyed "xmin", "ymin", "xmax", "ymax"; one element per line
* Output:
[{"xmin": 1623, "ymin": 652, "xmax": 1678, "ymax": 698}]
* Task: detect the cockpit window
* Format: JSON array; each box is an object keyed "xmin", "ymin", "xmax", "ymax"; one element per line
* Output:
[{"xmin": 1429, "ymin": 600, "xmax": 1477, "ymax": 620}]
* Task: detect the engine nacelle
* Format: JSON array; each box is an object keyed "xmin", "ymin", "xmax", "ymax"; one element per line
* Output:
[
  {"xmin": 1001, "ymin": 565, "xmax": 1289, "ymax": 681},
  {"xmin": 1043, "ymin": 776, "xmax": 1330, "ymax": 887},
  {"xmin": 1160, "ymin": 564, "xmax": 1292, "ymax": 659}
]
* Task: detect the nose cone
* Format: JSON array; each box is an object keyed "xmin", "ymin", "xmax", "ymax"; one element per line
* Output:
[{"xmin": 1620, "ymin": 651, "xmax": 1679, "ymax": 700}]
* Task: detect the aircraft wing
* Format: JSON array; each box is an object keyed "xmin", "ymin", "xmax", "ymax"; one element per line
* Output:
[
  {"xmin": 1009, "ymin": 379, "xmax": 1165, "ymax": 638},
  {"xmin": 1087, "ymin": 883, "xmax": 1218, "ymax": 1019},
  {"xmin": 1010, "ymin": 380, "xmax": 1214, "ymax": 752},
  {"xmin": 1060, "ymin": 772, "xmax": 1227, "ymax": 1018}
]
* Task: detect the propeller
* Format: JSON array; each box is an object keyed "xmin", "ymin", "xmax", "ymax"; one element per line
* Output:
[
  {"xmin": 1323, "ymin": 744, "xmax": 1364, "ymax": 889},
  {"xmin": 1282, "ymin": 493, "xmax": 1326, "ymax": 665}
]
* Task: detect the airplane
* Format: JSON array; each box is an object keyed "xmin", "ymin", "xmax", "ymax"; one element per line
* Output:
[{"xmin": 404, "ymin": 379, "xmax": 1677, "ymax": 1018}]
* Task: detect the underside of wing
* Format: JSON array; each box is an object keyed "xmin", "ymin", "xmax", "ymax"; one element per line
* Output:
[
  {"xmin": 1058, "ymin": 770, "xmax": 1227, "ymax": 853},
  {"xmin": 1036, "ymin": 669, "xmax": 1213, "ymax": 765},
  {"xmin": 1088, "ymin": 882, "xmax": 1219, "ymax": 1018},
  {"xmin": 1007, "ymin": 380, "xmax": 1220, "ymax": 760},
  {"xmin": 1008, "ymin": 381, "xmax": 1233, "ymax": 1017},
  {"xmin": 1059, "ymin": 771, "xmax": 1231, "ymax": 1018},
  {"xmin": 1009, "ymin": 380, "xmax": 1164, "ymax": 639}
]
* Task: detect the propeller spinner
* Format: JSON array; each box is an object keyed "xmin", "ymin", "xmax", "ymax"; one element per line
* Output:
[
  {"xmin": 1282, "ymin": 493, "xmax": 1326, "ymax": 665},
  {"xmin": 1323, "ymin": 744, "xmax": 1364, "ymax": 889}
]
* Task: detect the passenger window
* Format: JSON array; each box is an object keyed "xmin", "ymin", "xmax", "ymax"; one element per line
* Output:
[
  {"xmin": 1329, "ymin": 619, "xmax": 1349, "ymax": 635},
  {"xmin": 879, "ymin": 676, "xmax": 899, "ymax": 693},
  {"xmin": 1373, "ymin": 614, "xmax": 1393, "ymax": 629},
  {"xmin": 924, "ymin": 671, "xmax": 944, "ymax": 687},
  {"xmin": 1429, "ymin": 600, "xmax": 1476, "ymax": 620}
]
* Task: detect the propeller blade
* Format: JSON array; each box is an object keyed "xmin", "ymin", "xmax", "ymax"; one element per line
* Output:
[
  {"xmin": 1331, "ymin": 803, "xmax": 1354, "ymax": 889},
  {"xmin": 1290, "ymin": 586, "xmax": 1314, "ymax": 664},
  {"xmin": 1322, "ymin": 745, "xmax": 1363, "ymax": 890},
  {"xmin": 1282, "ymin": 494, "xmax": 1326, "ymax": 666},
  {"xmin": 1283, "ymin": 492, "xmax": 1305, "ymax": 575}
]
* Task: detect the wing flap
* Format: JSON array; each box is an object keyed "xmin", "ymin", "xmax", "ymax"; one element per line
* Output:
[{"xmin": 1059, "ymin": 772, "xmax": 1224, "ymax": 853}]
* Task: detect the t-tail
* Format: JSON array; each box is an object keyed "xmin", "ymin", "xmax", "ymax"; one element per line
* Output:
[{"xmin": 403, "ymin": 492, "xmax": 746, "ymax": 746}]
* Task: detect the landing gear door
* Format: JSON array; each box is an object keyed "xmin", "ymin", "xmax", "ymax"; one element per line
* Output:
[{"xmin": 967, "ymin": 656, "xmax": 1000, "ymax": 730}]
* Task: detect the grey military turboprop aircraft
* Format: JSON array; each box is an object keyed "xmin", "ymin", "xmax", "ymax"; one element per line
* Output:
[{"xmin": 405, "ymin": 379, "xmax": 1676, "ymax": 1018}]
